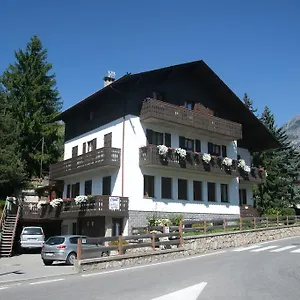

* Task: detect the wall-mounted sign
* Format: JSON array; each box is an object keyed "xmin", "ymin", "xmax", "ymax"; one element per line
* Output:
[{"xmin": 109, "ymin": 197, "xmax": 120, "ymax": 211}]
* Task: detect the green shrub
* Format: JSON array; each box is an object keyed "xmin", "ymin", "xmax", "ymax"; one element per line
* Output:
[
  {"xmin": 0, "ymin": 200, "xmax": 5, "ymax": 211},
  {"xmin": 147, "ymin": 213, "xmax": 161, "ymax": 226},
  {"xmin": 264, "ymin": 208, "xmax": 282, "ymax": 216},
  {"xmin": 281, "ymin": 207, "xmax": 295, "ymax": 216},
  {"xmin": 109, "ymin": 240, "xmax": 128, "ymax": 246},
  {"xmin": 191, "ymin": 222, "xmax": 204, "ymax": 228},
  {"xmin": 169, "ymin": 214, "xmax": 184, "ymax": 226}
]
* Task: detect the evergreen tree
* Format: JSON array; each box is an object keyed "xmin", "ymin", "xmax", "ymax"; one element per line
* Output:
[
  {"xmin": 243, "ymin": 93, "xmax": 258, "ymax": 116},
  {"xmin": 1, "ymin": 36, "xmax": 63, "ymax": 178},
  {"xmin": 0, "ymin": 88, "xmax": 26, "ymax": 198},
  {"xmin": 253, "ymin": 106, "xmax": 300, "ymax": 213}
]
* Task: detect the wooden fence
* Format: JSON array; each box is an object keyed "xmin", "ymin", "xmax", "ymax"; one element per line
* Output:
[{"xmin": 77, "ymin": 216, "xmax": 300, "ymax": 260}]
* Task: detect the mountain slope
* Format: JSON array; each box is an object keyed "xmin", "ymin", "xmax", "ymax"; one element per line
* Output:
[{"xmin": 282, "ymin": 115, "xmax": 300, "ymax": 149}]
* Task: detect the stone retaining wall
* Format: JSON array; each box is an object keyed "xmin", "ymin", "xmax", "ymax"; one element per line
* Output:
[{"xmin": 75, "ymin": 225, "xmax": 300, "ymax": 273}]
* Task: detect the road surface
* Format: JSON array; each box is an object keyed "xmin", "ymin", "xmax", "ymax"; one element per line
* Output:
[{"xmin": 1, "ymin": 236, "xmax": 300, "ymax": 299}]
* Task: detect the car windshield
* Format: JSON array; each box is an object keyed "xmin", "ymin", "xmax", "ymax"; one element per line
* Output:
[
  {"xmin": 46, "ymin": 237, "xmax": 65, "ymax": 245},
  {"xmin": 22, "ymin": 228, "xmax": 43, "ymax": 235}
]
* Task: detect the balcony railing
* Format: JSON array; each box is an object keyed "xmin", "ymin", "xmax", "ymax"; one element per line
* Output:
[
  {"xmin": 140, "ymin": 98, "xmax": 242, "ymax": 140},
  {"xmin": 21, "ymin": 195, "xmax": 129, "ymax": 220},
  {"xmin": 50, "ymin": 147, "xmax": 121, "ymax": 180},
  {"xmin": 139, "ymin": 146, "xmax": 265, "ymax": 183}
]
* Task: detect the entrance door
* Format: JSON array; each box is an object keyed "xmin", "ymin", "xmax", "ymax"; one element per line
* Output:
[{"xmin": 112, "ymin": 218, "xmax": 123, "ymax": 236}]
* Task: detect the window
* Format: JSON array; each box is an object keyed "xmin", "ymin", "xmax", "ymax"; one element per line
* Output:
[
  {"xmin": 178, "ymin": 179, "xmax": 188, "ymax": 200},
  {"xmin": 104, "ymin": 132, "xmax": 112, "ymax": 147},
  {"xmin": 208, "ymin": 143, "xmax": 227, "ymax": 157},
  {"xmin": 161, "ymin": 177, "xmax": 172, "ymax": 199},
  {"xmin": 71, "ymin": 183, "xmax": 80, "ymax": 198},
  {"xmin": 87, "ymin": 138, "xmax": 97, "ymax": 152},
  {"xmin": 221, "ymin": 184, "xmax": 229, "ymax": 203},
  {"xmin": 72, "ymin": 146, "xmax": 78, "ymax": 157},
  {"xmin": 179, "ymin": 136, "xmax": 201, "ymax": 152},
  {"xmin": 146, "ymin": 129, "xmax": 170, "ymax": 146},
  {"xmin": 82, "ymin": 143, "xmax": 86, "ymax": 154},
  {"xmin": 239, "ymin": 189, "xmax": 247, "ymax": 205},
  {"xmin": 84, "ymin": 180, "xmax": 92, "ymax": 195},
  {"xmin": 184, "ymin": 101, "xmax": 195, "ymax": 110},
  {"xmin": 144, "ymin": 175, "xmax": 155, "ymax": 197},
  {"xmin": 66, "ymin": 185, "xmax": 71, "ymax": 198},
  {"xmin": 102, "ymin": 176, "xmax": 111, "ymax": 195},
  {"xmin": 193, "ymin": 181, "xmax": 202, "ymax": 201},
  {"xmin": 207, "ymin": 182, "xmax": 216, "ymax": 202},
  {"xmin": 152, "ymin": 91, "xmax": 164, "ymax": 101}
]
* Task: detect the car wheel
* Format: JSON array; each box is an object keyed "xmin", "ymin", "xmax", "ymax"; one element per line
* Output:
[
  {"xmin": 66, "ymin": 252, "xmax": 77, "ymax": 265},
  {"xmin": 101, "ymin": 251, "xmax": 109, "ymax": 257},
  {"xmin": 43, "ymin": 260, "xmax": 53, "ymax": 266}
]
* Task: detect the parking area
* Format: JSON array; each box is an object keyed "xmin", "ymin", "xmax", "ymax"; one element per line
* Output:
[{"xmin": 0, "ymin": 253, "xmax": 75, "ymax": 284}]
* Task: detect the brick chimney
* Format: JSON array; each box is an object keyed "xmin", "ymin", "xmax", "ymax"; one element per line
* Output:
[{"xmin": 103, "ymin": 71, "xmax": 116, "ymax": 87}]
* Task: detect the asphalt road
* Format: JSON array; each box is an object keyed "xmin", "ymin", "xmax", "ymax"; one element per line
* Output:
[{"xmin": 1, "ymin": 236, "xmax": 300, "ymax": 299}]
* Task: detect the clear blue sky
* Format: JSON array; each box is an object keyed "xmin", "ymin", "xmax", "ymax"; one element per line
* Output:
[{"xmin": 1, "ymin": 0, "xmax": 299, "ymax": 126}]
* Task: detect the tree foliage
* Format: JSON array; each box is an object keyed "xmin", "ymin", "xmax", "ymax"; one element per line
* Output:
[
  {"xmin": 253, "ymin": 106, "xmax": 300, "ymax": 213},
  {"xmin": 243, "ymin": 93, "xmax": 258, "ymax": 116},
  {"xmin": 1, "ymin": 36, "xmax": 63, "ymax": 180},
  {"xmin": 0, "ymin": 88, "xmax": 26, "ymax": 197}
]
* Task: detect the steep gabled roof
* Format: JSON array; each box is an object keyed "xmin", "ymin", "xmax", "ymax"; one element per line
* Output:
[{"xmin": 57, "ymin": 59, "xmax": 280, "ymax": 151}]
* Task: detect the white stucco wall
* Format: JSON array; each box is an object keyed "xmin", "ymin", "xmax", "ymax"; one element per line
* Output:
[
  {"xmin": 60, "ymin": 114, "xmax": 255, "ymax": 216},
  {"xmin": 237, "ymin": 147, "xmax": 251, "ymax": 166}
]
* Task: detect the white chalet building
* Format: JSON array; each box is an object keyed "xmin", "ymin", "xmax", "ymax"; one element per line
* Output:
[{"xmin": 46, "ymin": 60, "xmax": 278, "ymax": 237}]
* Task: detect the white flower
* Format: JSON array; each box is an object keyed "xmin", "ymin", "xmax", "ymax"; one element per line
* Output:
[
  {"xmin": 50, "ymin": 198, "xmax": 63, "ymax": 208},
  {"xmin": 157, "ymin": 218, "xmax": 171, "ymax": 226},
  {"xmin": 222, "ymin": 157, "xmax": 233, "ymax": 167},
  {"xmin": 202, "ymin": 153, "xmax": 211, "ymax": 163},
  {"xmin": 37, "ymin": 200, "xmax": 48, "ymax": 209},
  {"xmin": 238, "ymin": 159, "xmax": 251, "ymax": 173},
  {"xmin": 174, "ymin": 148, "xmax": 186, "ymax": 159},
  {"xmin": 244, "ymin": 165, "xmax": 251, "ymax": 173},
  {"xmin": 157, "ymin": 145, "xmax": 168, "ymax": 156},
  {"xmin": 74, "ymin": 195, "xmax": 88, "ymax": 204},
  {"xmin": 238, "ymin": 159, "xmax": 246, "ymax": 168},
  {"xmin": 265, "ymin": 171, "xmax": 268, "ymax": 177}
]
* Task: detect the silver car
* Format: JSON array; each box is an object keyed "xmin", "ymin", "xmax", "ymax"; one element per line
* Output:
[
  {"xmin": 41, "ymin": 235, "xmax": 109, "ymax": 266},
  {"xmin": 20, "ymin": 226, "xmax": 45, "ymax": 250}
]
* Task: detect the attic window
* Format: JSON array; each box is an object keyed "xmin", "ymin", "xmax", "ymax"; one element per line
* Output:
[
  {"xmin": 153, "ymin": 91, "xmax": 164, "ymax": 101},
  {"xmin": 184, "ymin": 101, "xmax": 195, "ymax": 110}
]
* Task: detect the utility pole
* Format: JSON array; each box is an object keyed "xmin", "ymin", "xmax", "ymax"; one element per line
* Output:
[{"xmin": 40, "ymin": 137, "xmax": 44, "ymax": 179}]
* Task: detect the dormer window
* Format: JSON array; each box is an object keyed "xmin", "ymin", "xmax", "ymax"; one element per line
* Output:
[
  {"xmin": 184, "ymin": 101, "xmax": 195, "ymax": 110},
  {"xmin": 152, "ymin": 91, "xmax": 164, "ymax": 101}
]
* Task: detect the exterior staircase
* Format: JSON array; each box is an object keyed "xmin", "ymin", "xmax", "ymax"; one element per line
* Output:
[{"xmin": 0, "ymin": 204, "xmax": 20, "ymax": 257}]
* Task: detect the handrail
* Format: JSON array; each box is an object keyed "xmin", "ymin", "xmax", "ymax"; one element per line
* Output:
[{"xmin": 6, "ymin": 205, "xmax": 21, "ymax": 256}]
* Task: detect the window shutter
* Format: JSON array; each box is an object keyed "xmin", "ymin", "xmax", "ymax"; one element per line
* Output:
[
  {"xmin": 66, "ymin": 185, "xmax": 71, "ymax": 198},
  {"xmin": 104, "ymin": 133, "xmax": 112, "ymax": 147},
  {"xmin": 208, "ymin": 142, "xmax": 213, "ymax": 154},
  {"xmin": 195, "ymin": 140, "xmax": 201, "ymax": 152},
  {"xmin": 92, "ymin": 138, "xmax": 97, "ymax": 151},
  {"xmin": 222, "ymin": 145, "xmax": 227, "ymax": 157},
  {"xmin": 82, "ymin": 143, "xmax": 86, "ymax": 154},
  {"xmin": 179, "ymin": 136, "xmax": 185, "ymax": 148},
  {"xmin": 146, "ymin": 129, "xmax": 153, "ymax": 145},
  {"xmin": 164, "ymin": 133, "xmax": 171, "ymax": 147}
]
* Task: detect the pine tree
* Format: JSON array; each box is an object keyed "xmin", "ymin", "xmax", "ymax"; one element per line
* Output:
[
  {"xmin": 243, "ymin": 93, "xmax": 258, "ymax": 116},
  {"xmin": 1, "ymin": 36, "xmax": 63, "ymax": 178},
  {"xmin": 0, "ymin": 88, "xmax": 26, "ymax": 198},
  {"xmin": 253, "ymin": 106, "xmax": 300, "ymax": 213}
]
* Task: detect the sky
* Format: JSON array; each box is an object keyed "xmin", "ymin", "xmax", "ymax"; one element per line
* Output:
[{"xmin": 0, "ymin": 0, "xmax": 299, "ymax": 126}]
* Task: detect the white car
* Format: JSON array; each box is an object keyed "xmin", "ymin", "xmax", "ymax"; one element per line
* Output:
[{"xmin": 20, "ymin": 226, "xmax": 45, "ymax": 251}]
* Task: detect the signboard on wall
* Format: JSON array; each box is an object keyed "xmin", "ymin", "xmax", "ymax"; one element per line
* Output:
[{"xmin": 109, "ymin": 196, "xmax": 120, "ymax": 211}]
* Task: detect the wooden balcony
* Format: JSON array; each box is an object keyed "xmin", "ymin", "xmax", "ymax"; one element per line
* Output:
[
  {"xmin": 139, "ymin": 146, "xmax": 265, "ymax": 183},
  {"xmin": 21, "ymin": 196, "xmax": 129, "ymax": 220},
  {"xmin": 140, "ymin": 98, "xmax": 242, "ymax": 140},
  {"xmin": 139, "ymin": 146, "xmax": 237, "ymax": 177},
  {"xmin": 50, "ymin": 147, "xmax": 121, "ymax": 180}
]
